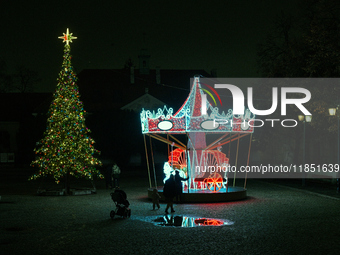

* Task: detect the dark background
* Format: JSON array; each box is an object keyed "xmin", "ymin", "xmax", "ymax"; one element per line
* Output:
[{"xmin": 0, "ymin": 0, "xmax": 298, "ymax": 92}]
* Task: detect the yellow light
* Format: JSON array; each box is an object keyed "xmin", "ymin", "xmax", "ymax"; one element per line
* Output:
[
  {"xmin": 329, "ymin": 108, "xmax": 337, "ymax": 116},
  {"xmin": 298, "ymin": 115, "xmax": 304, "ymax": 121}
]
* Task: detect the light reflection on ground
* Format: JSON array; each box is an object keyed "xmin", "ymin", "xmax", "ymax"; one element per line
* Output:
[{"xmin": 149, "ymin": 215, "xmax": 234, "ymax": 227}]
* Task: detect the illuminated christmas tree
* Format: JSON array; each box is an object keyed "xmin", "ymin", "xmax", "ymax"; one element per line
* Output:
[{"xmin": 30, "ymin": 29, "xmax": 103, "ymax": 192}]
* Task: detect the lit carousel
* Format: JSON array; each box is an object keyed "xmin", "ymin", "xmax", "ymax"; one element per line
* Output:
[{"xmin": 140, "ymin": 76, "xmax": 255, "ymax": 202}]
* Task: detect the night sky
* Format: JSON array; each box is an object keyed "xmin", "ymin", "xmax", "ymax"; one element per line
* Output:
[{"xmin": 1, "ymin": 0, "xmax": 298, "ymax": 92}]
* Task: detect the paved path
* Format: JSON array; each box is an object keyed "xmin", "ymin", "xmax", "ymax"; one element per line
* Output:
[{"xmin": 1, "ymin": 175, "xmax": 339, "ymax": 255}]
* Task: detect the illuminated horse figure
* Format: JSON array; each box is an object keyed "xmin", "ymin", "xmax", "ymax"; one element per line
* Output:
[
  {"xmin": 141, "ymin": 76, "xmax": 254, "ymax": 196},
  {"xmin": 192, "ymin": 148, "xmax": 230, "ymax": 192},
  {"xmin": 163, "ymin": 149, "xmax": 188, "ymax": 184},
  {"xmin": 164, "ymin": 148, "xmax": 229, "ymax": 192}
]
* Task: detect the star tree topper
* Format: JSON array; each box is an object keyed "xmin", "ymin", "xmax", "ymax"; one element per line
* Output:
[{"xmin": 58, "ymin": 28, "xmax": 77, "ymax": 45}]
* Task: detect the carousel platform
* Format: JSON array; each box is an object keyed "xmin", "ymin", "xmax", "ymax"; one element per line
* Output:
[{"xmin": 148, "ymin": 186, "xmax": 247, "ymax": 203}]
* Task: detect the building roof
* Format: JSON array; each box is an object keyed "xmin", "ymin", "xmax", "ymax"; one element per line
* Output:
[
  {"xmin": 120, "ymin": 89, "xmax": 167, "ymax": 112},
  {"xmin": 77, "ymin": 68, "xmax": 212, "ymax": 113},
  {"xmin": 0, "ymin": 68, "xmax": 213, "ymax": 121}
]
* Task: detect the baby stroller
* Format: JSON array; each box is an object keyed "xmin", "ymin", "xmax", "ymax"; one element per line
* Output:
[{"xmin": 110, "ymin": 188, "xmax": 131, "ymax": 219}]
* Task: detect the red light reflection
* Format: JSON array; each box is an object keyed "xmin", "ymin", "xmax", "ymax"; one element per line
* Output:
[{"xmin": 194, "ymin": 218, "xmax": 225, "ymax": 226}]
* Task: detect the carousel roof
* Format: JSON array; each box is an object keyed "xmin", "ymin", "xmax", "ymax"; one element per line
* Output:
[{"xmin": 140, "ymin": 77, "xmax": 255, "ymax": 134}]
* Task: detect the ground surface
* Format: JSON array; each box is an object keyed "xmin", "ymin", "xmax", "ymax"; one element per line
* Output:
[{"xmin": 1, "ymin": 166, "xmax": 340, "ymax": 255}]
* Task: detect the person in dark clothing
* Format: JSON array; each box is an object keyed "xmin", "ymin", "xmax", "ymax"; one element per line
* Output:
[
  {"xmin": 112, "ymin": 163, "xmax": 121, "ymax": 188},
  {"xmin": 174, "ymin": 170, "xmax": 189, "ymax": 202},
  {"xmin": 163, "ymin": 175, "xmax": 176, "ymax": 214}
]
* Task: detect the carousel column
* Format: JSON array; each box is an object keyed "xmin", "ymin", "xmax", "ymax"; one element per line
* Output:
[
  {"xmin": 143, "ymin": 135, "xmax": 152, "ymax": 188},
  {"xmin": 187, "ymin": 132, "xmax": 207, "ymax": 190},
  {"xmin": 233, "ymin": 134, "xmax": 240, "ymax": 187}
]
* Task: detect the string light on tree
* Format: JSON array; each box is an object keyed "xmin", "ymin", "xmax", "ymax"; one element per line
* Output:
[{"xmin": 30, "ymin": 28, "xmax": 103, "ymax": 191}]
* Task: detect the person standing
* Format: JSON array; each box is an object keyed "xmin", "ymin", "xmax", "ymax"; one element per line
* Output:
[
  {"xmin": 112, "ymin": 163, "xmax": 121, "ymax": 188},
  {"xmin": 174, "ymin": 170, "xmax": 189, "ymax": 202},
  {"xmin": 163, "ymin": 175, "xmax": 176, "ymax": 214}
]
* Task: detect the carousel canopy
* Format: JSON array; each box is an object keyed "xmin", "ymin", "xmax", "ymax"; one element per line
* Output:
[{"xmin": 140, "ymin": 77, "xmax": 255, "ymax": 134}]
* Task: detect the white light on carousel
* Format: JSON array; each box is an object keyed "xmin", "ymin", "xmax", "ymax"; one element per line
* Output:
[
  {"xmin": 298, "ymin": 115, "xmax": 304, "ymax": 122},
  {"xmin": 329, "ymin": 108, "xmax": 337, "ymax": 116}
]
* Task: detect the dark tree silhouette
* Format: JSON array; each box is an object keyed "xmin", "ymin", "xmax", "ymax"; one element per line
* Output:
[
  {"xmin": 256, "ymin": 0, "xmax": 340, "ymax": 165},
  {"xmin": 14, "ymin": 65, "xmax": 41, "ymax": 93}
]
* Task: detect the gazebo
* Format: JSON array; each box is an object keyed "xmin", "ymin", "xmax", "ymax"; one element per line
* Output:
[{"xmin": 140, "ymin": 76, "xmax": 255, "ymax": 202}]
